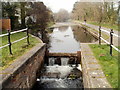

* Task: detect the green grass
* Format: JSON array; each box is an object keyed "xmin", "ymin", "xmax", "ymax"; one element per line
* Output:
[
  {"xmin": 89, "ymin": 44, "xmax": 118, "ymax": 88},
  {"xmin": 88, "ymin": 21, "xmax": 118, "ymax": 31},
  {"xmin": 2, "ymin": 30, "xmax": 7, "ymax": 34},
  {"xmin": 0, "ymin": 32, "xmax": 41, "ymax": 70}
]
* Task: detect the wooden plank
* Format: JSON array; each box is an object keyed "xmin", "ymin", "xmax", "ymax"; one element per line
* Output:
[
  {"xmin": 77, "ymin": 51, "xmax": 81, "ymax": 64},
  {"xmin": 48, "ymin": 52, "xmax": 77, "ymax": 57},
  {"xmin": 44, "ymin": 49, "xmax": 49, "ymax": 65},
  {"xmin": 0, "ymin": 19, "xmax": 11, "ymax": 30}
]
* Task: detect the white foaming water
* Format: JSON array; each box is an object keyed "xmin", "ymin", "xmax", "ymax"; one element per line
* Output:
[
  {"xmin": 61, "ymin": 58, "xmax": 69, "ymax": 66},
  {"xmin": 40, "ymin": 78, "xmax": 67, "ymax": 88},
  {"xmin": 49, "ymin": 58, "xmax": 55, "ymax": 66},
  {"xmin": 77, "ymin": 64, "xmax": 82, "ymax": 71},
  {"xmin": 46, "ymin": 65, "xmax": 73, "ymax": 78}
]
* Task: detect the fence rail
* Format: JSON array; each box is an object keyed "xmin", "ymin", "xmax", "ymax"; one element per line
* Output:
[
  {"xmin": 0, "ymin": 44, "xmax": 9, "ymax": 49},
  {"xmin": 0, "ymin": 28, "xmax": 29, "ymax": 54},
  {"xmin": 112, "ymin": 33, "xmax": 120, "ymax": 38},
  {"xmin": 100, "ymin": 37, "xmax": 109, "ymax": 44},
  {"xmin": 0, "ymin": 33, "xmax": 8, "ymax": 37},
  {"xmin": 99, "ymin": 26, "xmax": 120, "ymax": 55},
  {"xmin": 12, "ymin": 36, "xmax": 28, "ymax": 44},
  {"xmin": 101, "ymin": 28, "xmax": 120, "ymax": 38}
]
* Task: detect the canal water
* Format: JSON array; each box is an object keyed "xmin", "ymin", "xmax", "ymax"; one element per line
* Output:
[
  {"xmin": 48, "ymin": 25, "xmax": 97, "ymax": 53},
  {"xmin": 33, "ymin": 25, "xmax": 98, "ymax": 89}
]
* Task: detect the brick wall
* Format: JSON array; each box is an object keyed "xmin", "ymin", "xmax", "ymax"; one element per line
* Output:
[{"xmin": 1, "ymin": 43, "xmax": 46, "ymax": 89}]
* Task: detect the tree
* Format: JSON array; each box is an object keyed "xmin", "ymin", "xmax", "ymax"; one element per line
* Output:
[
  {"xmin": 27, "ymin": 2, "xmax": 52, "ymax": 40},
  {"xmin": 72, "ymin": 1, "xmax": 118, "ymax": 25},
  {"xmin": 118, "ymin": 1, "xmax": 120, "ymax": 27},
  {"xmin": 2, "ymin": 2, "xmax": 19, "ymax": 30},
  {"xmin": 54, "ymin": 9, "xmax": 70, "ymax": 22},
  {"xmin": 20, "ymin": 2, "xmax": 26, "ymax": 29}
]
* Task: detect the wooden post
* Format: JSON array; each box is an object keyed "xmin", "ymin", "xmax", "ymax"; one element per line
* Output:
[
  {"xmin": 99, "ymin": 26, "xmax": 101, "ymax": 45},
  {"xmin": 45, "ymin": 49, "xmax": 49, "ymax": 65},
  {"xmin": 8, "ymin": 30, "xmax": 12, "ymax": 55},
  {"xmin": 110, "ymin": 29, "xmax": 113, "ymax": 56},
  {"xmin": 27, "ymin": 29, "xmax": 30, "ymax": 45},
  {"xmin": 77, "ymin": 51, "xmax": 81, "ymax": 64}
]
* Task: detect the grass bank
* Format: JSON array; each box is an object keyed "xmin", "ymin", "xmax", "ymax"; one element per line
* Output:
[
  {"xmin": 0, "ymin": 32, "xmax": 41, "ymax": 70},
  {"xmin": 89, "ymin": 44, "xmax": 118, "ymax": 88},
  {"xmin": 88, "ymin": 21, "xmax": 118, "ymax": 31}
]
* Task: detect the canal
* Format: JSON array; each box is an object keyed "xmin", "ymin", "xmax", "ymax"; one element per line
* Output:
[{"xmin": 32, "ymin": 25, "xmax": 98, "ymax": 89}]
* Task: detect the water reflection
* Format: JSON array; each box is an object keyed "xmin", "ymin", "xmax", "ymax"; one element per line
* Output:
[
  {"xmin": 72, "ymin": 26, "xmax": 98, "ymax": 43},
  {"xmin": 48, "ymin": 25, "xmax": 97, "ymax": 53},
  {"xmin": 49, "ymin": 26, "xmax": 80, "ymax": 53},
  {"xmin": 58, "ymin": 26, "xmax": 68, "ymax": 32}
]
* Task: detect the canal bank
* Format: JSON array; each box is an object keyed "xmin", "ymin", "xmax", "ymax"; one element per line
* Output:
[
  {"xmin": 81, "ymin": 43, "xmax": 111, "ymax": 88},
  {"xmin": 1, "ymin": 41, "xmax": 46, "ymax": 88}
]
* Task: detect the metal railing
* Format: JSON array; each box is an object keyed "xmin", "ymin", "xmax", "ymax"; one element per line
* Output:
[
  {"xmin": 99, "ymin": 26, "xmax": 120, "ymax": 56},
  {"xmin": 0, "ymin": 28, "xmax": 30, "ymax": 55}
]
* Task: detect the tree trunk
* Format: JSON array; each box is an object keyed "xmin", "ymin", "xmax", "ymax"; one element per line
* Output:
[{"xmin": 20, "ymin": 2, "xmax": 26, "ymax": 29}]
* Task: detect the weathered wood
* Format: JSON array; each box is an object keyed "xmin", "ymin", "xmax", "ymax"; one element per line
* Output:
[
  {"xmin": 45, "ymin": 49, "xmax": 49, "ymax": 65},
  {"xmin": 48, "ymin": 52, "xmax": 77, "ymax": 57},
  {"xmin": 77, "ymin": 51, "xmax": 81, "ymax": 64},
  {"xmin": 46, "ymin": 51, "xmax": 81, "ymax": 65}
]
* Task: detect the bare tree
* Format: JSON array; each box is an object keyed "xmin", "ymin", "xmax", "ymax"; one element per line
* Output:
[
  {"xmin": 54, "ymin": 9, "xmax": 70, "ymax": 22},
  {"xmin": 72, "ymin": 1, "xmax": 118, "ymax": 25},
  {"xmin": 27, "ymin": 2, "xmax": 52, "ymax": 41}
]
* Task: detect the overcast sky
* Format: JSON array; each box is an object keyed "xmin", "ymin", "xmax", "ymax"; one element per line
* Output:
[{"xmin": 39, "ymin": 0, "xmax": 79, "ymax": 12}]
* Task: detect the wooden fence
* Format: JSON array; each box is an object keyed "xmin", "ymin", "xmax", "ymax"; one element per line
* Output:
[
  {"xmin": 99, "ymin": 26, "xmax": 120, "ymax": 56},
  {"xmin": 0, "ymin": 28, "xmax": 30, "ymax": 54}
]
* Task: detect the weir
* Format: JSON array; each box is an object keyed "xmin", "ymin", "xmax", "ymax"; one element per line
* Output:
[
  {"xmin": 45, "ymin": 50, "xmax": 81, "ymax": 65},
  {"xmin": 32, "ymin": 50, "xmax": 84, "ymax": 89},
  {"xmin": 32, "ymin": 25, "xmax": 98, "ymax": 89}
]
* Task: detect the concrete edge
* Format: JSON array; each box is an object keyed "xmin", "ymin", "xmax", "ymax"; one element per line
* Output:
[{"xmin": 81, "ymin": 43, "xmax": 112, "ymax": 88}]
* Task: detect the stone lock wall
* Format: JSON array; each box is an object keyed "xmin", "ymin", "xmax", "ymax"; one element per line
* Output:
[
  {"xmin": 1, "ymin": 43, "xmax": 46, "ymax": 89},
  {"xmin": 81, "ymin": 44, "xmax": 111, "ymax": 88}
]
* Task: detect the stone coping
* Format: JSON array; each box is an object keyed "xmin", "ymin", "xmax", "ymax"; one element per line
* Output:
[
  {"xmin": 0, "ymin": 43, "xmax": 46, "ymax": 86},
  {"xmin": 81, "ymin": 43, "xmax": 111, "ymax": 88}
]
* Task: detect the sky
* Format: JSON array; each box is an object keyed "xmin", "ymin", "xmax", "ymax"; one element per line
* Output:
[{"xmin": 39, "ymin": 0, "xmax": 79, "ymax": 12}]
